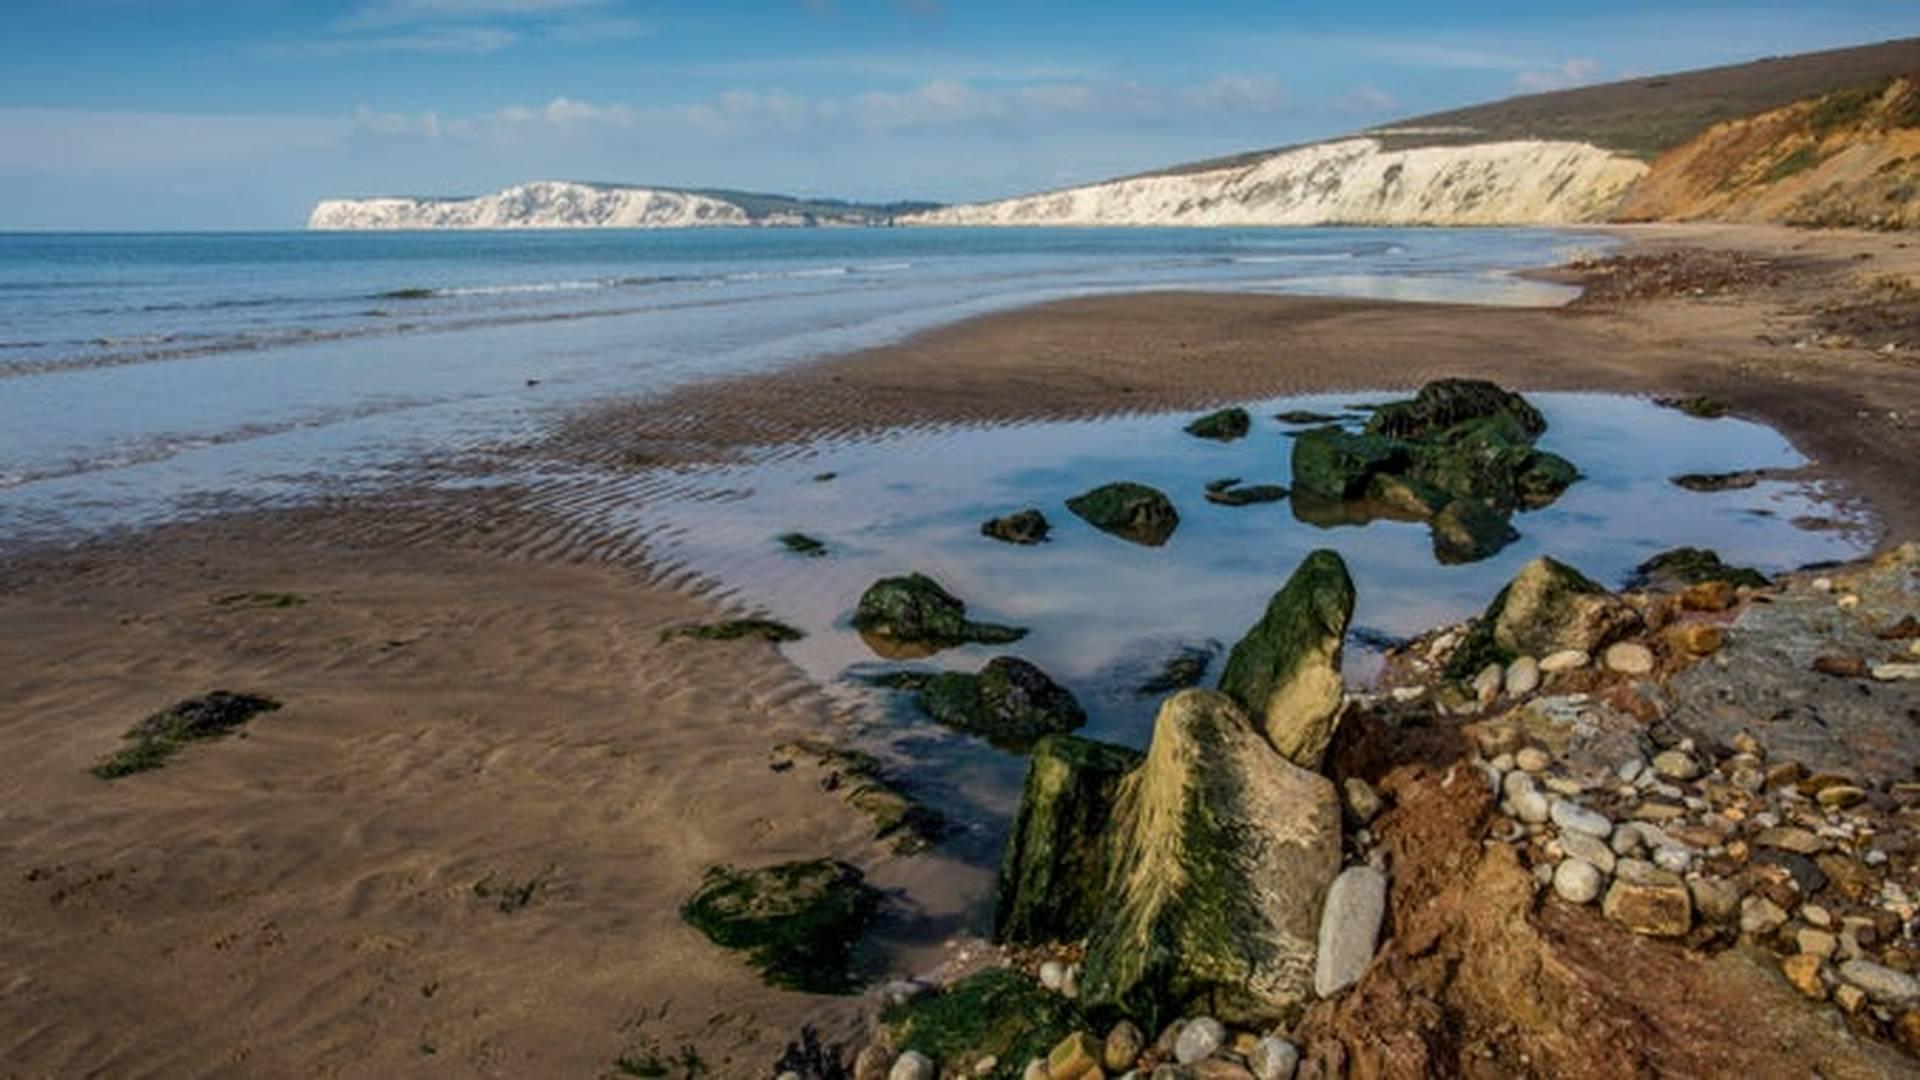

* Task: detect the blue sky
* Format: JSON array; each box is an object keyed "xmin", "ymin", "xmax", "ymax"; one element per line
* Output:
[{"xmin": 1, "ymin": 1, "xmax": 1915, "ymax": 229}]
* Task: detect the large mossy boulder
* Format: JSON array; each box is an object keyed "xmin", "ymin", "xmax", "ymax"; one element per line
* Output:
[
  {"xmin": 852, "ymin": 573, "xmax": 1027, "ymax": 656},
  {"xmin": 1217, "ymin": 550, "xmax": 1356, "ymax": 769},
  {"xmin": 920, "ymin": 657, "xmax": 1087, "ymax": 750},
  {"xmin": 1446, "ymin": 556, "xmax": 1639, "ymax": 679},
  {"xmin": 1288, "ymin": 428, "xmax": 1411, "ymax": 501},
  {"xmin": 680, "ymin": 860, "xmax": 881, "ymax": 994},
  {"xmin": 1185, "ymin": 407, "xmax": 1252, "ymax": 441},
  {"xmin": 1066, "ymin": 482, "xmax": 1180, "ymax": 546},
  {"xmin": 1082, "ymin": 691, "xmax": 1341, "ymax": 1028},
  {"xmin": 1364, "ymin": 378, "xmax": 1546, "ymax": 441},
  {"xmin": 994, "ymin": 735, "xmax": 1143, "ymax": 945},
  {"xmin": 1625, "ymin": 546, "xmax": 1770, "ymax": 592},
  {"xmin": 884, "ymin": 968, "xmax": 1084, "ymax": 1079}
]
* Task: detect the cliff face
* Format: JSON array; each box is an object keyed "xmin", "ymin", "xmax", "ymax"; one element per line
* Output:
[
  {"xmin": 308, "ymin": 181, "xmax": 751, "ymax": 230},
  {"xmin": 903, "ymin": 139, "xmax": 1648, "ymax": 228},
  {"xmin": 1617, "ymin": 76, "xmax": 1920, "ymax": 230}
]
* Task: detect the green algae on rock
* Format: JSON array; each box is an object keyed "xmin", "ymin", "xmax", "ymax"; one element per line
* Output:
[
  {"xmin": 777, "ymin": 531, "xmax": 828, "ymax": 556},
  {"xmin": 884, "ymin": 968, "xmax": 1083, "ymax": 1079},
  {"xmin": 679, "ymin": 860, "xmax": 880, "ymax": 994},
  {"xmin": 1066, "ymin": 482, "xmax": 1180, "ymax": 546},
  {"xmin": 1136, "ymin": 644, "xmax": 1217, "ymax": 696},
  {"xmin": 1217, "ymin": 549, "xmax": 1356, "ymax": 769},
  {"xmin": 1289, "ymin": 428, "xmax": 1412, "ymax": 501},
  {"xmin": 661, "ymin": 617, "xmax": 806, "ymax": 644},
  {"xmin": 994, "ymin": 734, "xmax": 1143, "ymax": 945},
  {"xmin": 919, "ymin": 656, "xmax": 1087, "ymax": 751},
  {"xmin": 1446, "ymin": 556, "xmax": 1639, "ymax": 680},
  {"xmin": 1204, "ymin": 478, "xmax": 1290, "ymax": 507},
  {"xmin": 1184, "ymin": 407, "xmax": 1252, "ymax": 441},
  {"xmin": 92, "ymin": 691, "xmax": 281, "ymax": 780},
  {"xmin": 1432, "ymin": 496, "xmax": 1521, "ymax": 565},
  {"xmin": 1626, "ymin": 546, "xmax": 1771, "ymax": 592},
  {"xmin": 1081, "ymin": 690, "xmax": 1341, "ymax": 1029},
  {"xmin": 980, "ymin": 508, "xmax": 1052, "ymax": 545},
  {"xmin": 852, "ymin": 573, "xmax": 1027, "ymax": 655},
  {"xmin": 770, "ymin": 740, "xmax": 946, "ymax": 855},
  {"xmin": 1365, "ymin": 378, "xmax": 1547, "ymax": 441}
]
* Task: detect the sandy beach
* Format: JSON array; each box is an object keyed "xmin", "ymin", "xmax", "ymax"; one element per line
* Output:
[{"xmin": 4, "ymin": 223, "xmax": 1919, "ymax": 1076}]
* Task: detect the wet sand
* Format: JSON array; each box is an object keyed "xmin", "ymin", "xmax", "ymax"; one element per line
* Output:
[{"xmin": 3, "ymin": 223, "xmax": 1919, "ymax": 1076}]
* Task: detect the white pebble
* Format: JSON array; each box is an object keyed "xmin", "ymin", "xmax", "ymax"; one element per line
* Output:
[
  {"xmin": 1553, "ymin": 857, "xmax": 1603, "ymax": 903},
  {"xmin": 1551, "ymin": 798, "xmax": 1613, "ymax": 838}
]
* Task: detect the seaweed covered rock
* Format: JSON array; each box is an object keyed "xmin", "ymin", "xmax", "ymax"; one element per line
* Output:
[
  {"xmin": 884, "ymin": 968, "xmax": 1083, "ymax": 1078},
  {"xmin": 1204, "ymin": 478, "xmax": 1290, "ymax": 507},
  {"xmin": 1082, "ymin": 690, "xmax": 1341, "ymax": 1028},
  {"xmin": 919, "ymin": 657, "xmax": 1087, "ymax": 750},
  {"xmin": 1217, "ymin": 550, "xmax": 1356, "ymax": 769},
  {"xmin": 853, "ymin": 573, "xmax": 1027, "ymax": 656},
  {"xmin": 93, "ymin": 691, "xmax": 282, "ymax": 780},
  {"xmin": 1289, "ymin": 428, "xmax": 1411, "ymax": 501},
  {"xmin": 994, "ymin": 735, "xmax": 1143, "ymax": 945},
  {"xmin": 662, "ymin": 617, "xmax": 805, "ymax": 644},
  {"xmin": 1185, "ymin": 407, "xmax": 1252, "ymax": 441},
  {"xmin": 1447, "ymin": 556, "xmax": 1638, "ymax": 679},
  {"xmin": 770, "ymin": 740, "xmax": 946, "ymax": 856},
  {"xmin": 1066, "ymin": 482, "xmax": 1180, "ymax": 546},
  {"xmin": 680, "ymin": 860, "xmax": 881, "ymax": 994},
  {"xmin": 1364, "ymin": 378, "xmax": 1546, "ymax": 441},
  {"xmin": 980, "ymin": 508, "xmax": 1052, "ymax": 545},
  {"xmin": 1431, "ymin": 497, "xmax": 1520, "ymax": 565},
  {"xmin": 1626, "ymin": 547, "xmax": 1770, "ymax": 592}
]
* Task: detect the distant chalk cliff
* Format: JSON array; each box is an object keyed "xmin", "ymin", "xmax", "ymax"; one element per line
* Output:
[{"xmin": 307, "ymin": 180, "xmax": 933, "ymax": 230}]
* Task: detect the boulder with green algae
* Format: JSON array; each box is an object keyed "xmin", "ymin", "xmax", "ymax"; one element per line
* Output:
[
  {"xmin": 1066, "ymin": 482, "xmax": 1180, "ymax": 546},
  {"xmin": 883, "ymin": 968, "xmax": 1083, "ymax": 1079},
  {"xmin": 852, "ymin": 574, "xmax": 1027, "ymax": 651},
  {"xmin": 1185, "ymin": 407, "xmax": 1252, "ymax": 441},
  {"xmin": 993, "ymin": 734, "xmax": 1143, "ymax": 945},
  {"xmin": 1364, "ymin": 377, "xmax": 1547, "ymax": 441},
  {"xmin": 919, "ymin": 657, "xmax": 1087, "ymax": 750},
  {"xmin": 980, "ymin": 508, "xmax": 1051, "ymax": 545},
  {"xmin": 1626, "ymin": 546, "xmax": 1770, "ymax": 592},
  {"xmin": 1081, "ymin": 690, "xmax": 1341, "ymax": 1029},
  {"xmin": 1288, "ymin": 427, "xmax": 1412, "ymax": 500},
  {"xmin": 1431, "ymin": 496, "xmax": 1520, "ymax": 565},
  {"xmin": 679, "ymin": 860, "xmax": 881, "ymax": 994},
  {"xmin": 1217, "ymin": 549, "xmax": 1356, "ymax": 769},
  {"xmin": 1204, "ymin": 479, "xmax": 1289, "ymax": 506},
  {"xmin": 1446, "ymin": 556, "xmax": 1639, "ymax": 680}
]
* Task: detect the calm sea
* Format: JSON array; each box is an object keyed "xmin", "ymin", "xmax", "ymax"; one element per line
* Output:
[{"xmin": 0, "ymin": 227, "xmax": 1600, "ymax": 548}]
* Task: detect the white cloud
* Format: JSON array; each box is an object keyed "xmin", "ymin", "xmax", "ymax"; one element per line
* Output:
[
  {"xmin": 1513, "ymin": 58, "xmax": 1604, "ymax": 93},
  {"xmin": 1332, "ymin": 82, "xmax": 1397, "ymax": 114},
  {"xmin": 338, "ymin": 0, "xmax": 608, "ymax": 31},
  {"xmin": 278, "ymin": 26, "xmax": 519, "ymax": 55}
]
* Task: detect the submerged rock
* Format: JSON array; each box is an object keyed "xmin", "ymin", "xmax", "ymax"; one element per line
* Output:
[
  {"xmin": 1186, "ymin": 407, "xmax": 1253, "ymax": 441},
  {"xmin": 1625, "ymin": 546, "xmax": 1770, "ymax": 592},
  {"xmin": 920, "ymin": 657, "xmax": 1087, "ymax": 750},
  {"xmin": 1136, "ymin": 643, "xmax": 1219, "ymax": 696},
  {"xmin": 680, "ymin": 860, "xmax": 881, "ymax": 994},
  {"xmin": 981, "ymin": 508, "xmax": 1052, "ymax": 545},
  {"xmin": 778, "ymin": 531, "xmax": 828, "ymax": 556},
  {"xmin": 1082, "ymin": 690, "xmax": 1341, "ymax": 1028},
  {"xmin": 995, "ymin": 735, "xmax": 1142, "ymax": 945},
  {"xmin": 1205, "ymin": 478, "xmax": 1290, "ymax": 506},
  {"xmin": 1066, "ymin": 482, "xmax": 1180, "ymax": 546},
  {"xmin": 853, "ymin": 573, "xmax": 1027, "ymax": 655},
  {"xmin": 1217, "ymin": 550, "xmax": 1356, "ymax": 769},
  {"xmin": 1431, "ymin": 497, "xmax": 1520, "ymax": 565},
  {"xmin": 1448, "ymin": 557, "xmax": 1637, "ymax": 679}
]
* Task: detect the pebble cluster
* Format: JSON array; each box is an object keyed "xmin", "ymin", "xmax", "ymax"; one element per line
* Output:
[{"xmin": 842, "ymin": 1007, "xmax": 1306, "ymax": 1080}]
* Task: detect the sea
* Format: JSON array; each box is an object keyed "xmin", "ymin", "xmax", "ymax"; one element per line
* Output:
[{"xmin": 0, "ymin": 226, "xmax": 1601, "ymax": 549}]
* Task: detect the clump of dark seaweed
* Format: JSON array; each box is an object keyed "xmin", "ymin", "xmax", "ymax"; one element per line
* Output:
[{"xmin": 92, "ymin": 691, "xmax": 281, "ymax": 780}]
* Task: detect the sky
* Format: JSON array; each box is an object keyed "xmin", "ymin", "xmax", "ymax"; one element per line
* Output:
[{"xmin": 1, "ymin": 1, "xmax": 1916, "ymax": 229}]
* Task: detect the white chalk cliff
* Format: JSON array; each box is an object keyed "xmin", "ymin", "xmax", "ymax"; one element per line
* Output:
[
  {"xmin": 904, "ymin": 138, "xmax": 1648, "ymax": 227},
  {"xmin": 308, "ymin": 181, "xmax": 751, "ymax": 230}
]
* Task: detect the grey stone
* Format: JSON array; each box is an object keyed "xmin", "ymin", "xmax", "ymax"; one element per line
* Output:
[
  {"xmin": 1505, "ymin": 656, "xmax": 1542, "ymax": 697},
  {"xmin": 1553, "ymin": 857, "xmax": 1604, "ymax": 903},
  {"xmin": 1315, "ymin": 865, "xmax": 1388, "ymax": 997},
  {"xmin": 1837, "ymin": 960, "xmax": 1920, "ymax": 1005},
  {"xmin": 890, "ymin": 1050, "xmax": 935, "ymax": 1080},
  {"xmin": 1651, "ymin": 749, "xmax": 1701, "ymax": 781},
  {"xmin": 1248, "ymin": 1037, "xmax": 1300, "ymax": 1080},
  {"xmin": 1559, "ymin": 831, "xmax": 1617, "ymax": 874},
  {"xmin": 1175, "ymin": 1017, "xmax": 1227, "ymax": 1065},
  {"xmin": 1550, "ymin": 798, "xmax": 1612, "ymax": 837}
]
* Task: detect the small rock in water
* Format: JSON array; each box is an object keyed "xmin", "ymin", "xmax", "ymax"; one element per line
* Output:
[
  {"xmin": 1550, "ymin": 798, "xmax": 1612, "ymax": 838},
  {"xmin": 981, "ymin": 508, "xmax": 1052, "ymax": 545},
  {"xmin": 1604, "ymin": 641, "xmax": 1655, "ymax": 675},
  {"xmin": 1505, "ymin": 656, "xmax": 1542, "ymax": 697},
  {"xmin": 1540, "ymin": 649, "xmax": 1590, "ymax": 674},
  {"xmin": 1175, "ymin": 1017, "xmax": 1227, "ymax": 1064},
  {"xmin": 890, "ymin": 1050, "xmax": 935, "ymax": 1080},
  {"xmin": 1248, "ymin": 1037, "xmax": 1301, "ymax": 1080},
  {"xmin": 1315, "ymin": 865, "xmax": 1388, "ymax": 997},
  {"xmin": 1553, "ymin": 858, "xmax": 1604, "ymax": 904}
]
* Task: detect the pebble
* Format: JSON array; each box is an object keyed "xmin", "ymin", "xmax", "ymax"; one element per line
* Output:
[
  {"xmin": 1652, "ymin": 846, "xmax": 1693, "ymax": 873},
  {"xmin": 1838, "ymin": 960, "xmax": 1920, "ymax": 1005},
  {"xmin": 1315, "ymin": 865, "xmax": 1388, "ymax": 997},
  {"xmin": 1175, "ymin": 1017, "xmax": 1227, "ymax": 1065},
  {"xmin": 1514, "ymin": 746, "xmax": 1551, "ymax": 773},
  {"xmin": 1540, "ymin": 649, "xmax": 1590, "ymax": 674},
  {"xmin": 855, "ymin": 1046, "xmax": 892, "ymax": 1080},
  {"xmin": 1604, "ymin": 641, "xmax": 1655, "ymax": 675},
  {"xmin": 1473, "ymin": 663, "xmax": 1503, "ymax": 706},
  {"xmin": 1060, "ymin": 964, "xmax": 1081, "ymax": 1000},
  {"xmin": 1615, "ymin": 758, "xmax": 1645, "ymax": 783},
  {"xmin": 1559, "ymin": 831, "xmax": 1618, "ymax": 874},
  {"xmin": 1390, "ymin": 685, "xmax": 1426, "ymax": 703},
  {"xmin": 1812, "ymin": 576, "xmax": 1834, "ymax": 592},
  {"xmin": 1046, "ymin": 1034, "xmax": 1100, "ymax": 1079},
  {"xmin": 1505, "ymin": 656, "xmax": 1542, "ymax": 697},
  {"xmin": 1104, "ymin": 1021, "xmax": 1145, "ymax": 1073},
  {"xmin": 1798, "ymin": 929, "xmax": 1839, "ymax": 959},
  {"xmin": 1801, "ymin": 903, "xmax": 1833, "ymax": 928},
  {"xmin": 1039, "ymin": 960, "xmax": 1066, "ymax": 990},
  {"xmin": 1610, "ymin": 825, "xmax": 1646, "ymax": 857},
  {"xmin": 1504, "ymin": 770, "xmax": 1550, "ymax": 824},
  {"xmin": 1690, "ymin": 876, "xmax": 1742, "ymax": 923},
  {"xmin": 1248, "ymin": 1037, "xmax": 1301, "ymax": 1080},
  {"xmin": 1550, "ymin": 798, "xmax": 1613, "ymax": 838},
  {"xmin": 1741, "ymin": 895, "xmax": 1790, "ymax": 936},
  {"xmin": 890, "ymin": 1051, "xmax": 935, "ymax": 1080},
  {"xmin": 1342, "ymin": 777, "xmax": 1383, "ymax": 825},
  {"xmin": 1870, "ymin": 662, "xmax": 1920, "ymax": 681},
  {"xmin": 1023, "ymin": 1060, "xmax": 1049, "ymax": 1080},
  {"xmin": 1491, "ymin": 752, "xmax": 1516, "ymax": 773},
  {"xmin": 1651, "ymin": 749, "xmax": 1701, "ymax": 781},
  {"xmin": 1782, "ymin": 954, "xmax": 1827, "ymax": 999},
  {"xmin": 1603, "ymin": 860, "xmax": 1693, "ymax": 936},
  {"xmin": 1815, "ymin": 785, "xmax": 1866, "ymax": 810},
  {"xmin": 1835, "ymin": 984, "xmax": 1869, "ymax": 1014},
  {"xmin": 1553, "ymin": 857, "xmax": 1604, "ymax": 904}
]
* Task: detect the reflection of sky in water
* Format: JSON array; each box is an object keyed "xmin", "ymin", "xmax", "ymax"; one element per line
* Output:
[{"xmin": 618, "ymin": 392, "xmax": 1872, "ymax": 943}]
